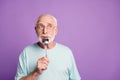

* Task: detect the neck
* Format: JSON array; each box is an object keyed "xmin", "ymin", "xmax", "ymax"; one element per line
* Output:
[{"xmin": 37, "ymin": 41, "xmax": 56, "ymax": 49}]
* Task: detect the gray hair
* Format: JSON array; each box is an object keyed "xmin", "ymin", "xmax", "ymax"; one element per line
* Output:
[{"xmin": 36, "ymin": 14, "xmax": 57, "ymax": 26}]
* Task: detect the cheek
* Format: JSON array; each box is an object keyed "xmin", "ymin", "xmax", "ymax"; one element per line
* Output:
[
  {"xmin": 50, "ymin": 31, "xmax": 56, "ymax": 36},
  {"xmin": 36, "ymin": 31, "xmax": 41, "ymax": 36}
]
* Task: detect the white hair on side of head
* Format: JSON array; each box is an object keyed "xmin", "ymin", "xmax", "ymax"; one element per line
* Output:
[{"xmin": 36, "ymin": 14, "xmax": 58, "ymax": 26}]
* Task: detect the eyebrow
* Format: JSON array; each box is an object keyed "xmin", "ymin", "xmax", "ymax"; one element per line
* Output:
[
  {"xmin": 37, "ymin": 23, "xmax": 44, "ymax": 27},
  {"xmin": 37, "ymin": 23, "xmax": 53, "ymax": 26}
]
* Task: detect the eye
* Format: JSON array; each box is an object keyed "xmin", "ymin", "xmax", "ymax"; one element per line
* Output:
[
  {"xmin": 47, "ymin": 24, "xmax": 52, "ymax": 28},
  {"xmin": 37, "ymin": 24, "xmax": 44, "ymax": 29}
]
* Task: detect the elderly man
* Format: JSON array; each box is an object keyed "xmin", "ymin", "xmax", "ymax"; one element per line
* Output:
[{"xmin": 15, "ymin": 14, "xmax": 81, "ymax": 80}]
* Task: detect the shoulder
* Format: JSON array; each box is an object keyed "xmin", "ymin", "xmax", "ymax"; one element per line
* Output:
[
  {"xmin": 22, "ymin": 43, "xmax": 38, "ymax": 51},
  {"xmin": 24, "ymin": 43, "xmax": 38, "ymax": 49},
  {"xmin": 57, "ymin": 43, "xmax": 70, "ymax": 49},
  {"xmin": 56, "ymin": 43, "xmax": 73, "ymax": 54},
  {"xmin": 19, "ymin": 43, "xmax": 38, "ymax": 56}
]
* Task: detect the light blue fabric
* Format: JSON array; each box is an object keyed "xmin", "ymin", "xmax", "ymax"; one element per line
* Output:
[{"xmin": 15, "ymin": 43, "xmax": 81, "ymax": 80}]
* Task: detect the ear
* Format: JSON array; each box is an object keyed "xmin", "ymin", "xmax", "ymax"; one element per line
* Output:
[
  {"xmin": 35, "ymin": 26, "xmax": 38, "ymax": 35},
  {"xmin": 55, "ymin": 26, "xmax": 58, "ymax": 35},
  {"xmin": 35, "ymin": 26, "xmax": 38, "ymax": 32},
  {"xmin": 35, "ymin": 26, "xmax": 37, "ymax": 30}
]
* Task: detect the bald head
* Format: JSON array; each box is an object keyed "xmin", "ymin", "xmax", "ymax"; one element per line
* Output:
[{"xmin": 36, "ymin": 14, "xmax": 57, "ymax": 26}]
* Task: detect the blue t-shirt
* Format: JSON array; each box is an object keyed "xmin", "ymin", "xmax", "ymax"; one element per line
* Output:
[{"xmin": 15, "ymin": 43, "xmax": 81, "ymax": 80}]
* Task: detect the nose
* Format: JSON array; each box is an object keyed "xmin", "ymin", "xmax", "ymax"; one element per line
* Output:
[{"xmin": 43, "ymin": 27, "xmax": 47, "ymax": 34}]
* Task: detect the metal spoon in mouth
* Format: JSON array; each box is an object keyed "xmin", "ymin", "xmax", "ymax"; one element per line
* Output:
[
  {"xmin": 42, "ymin": 38, "xmax": 49, "ymax": 45},
  {"xmin": 42, "ymin": 39, "xmax": 49, "ymax": 57}
]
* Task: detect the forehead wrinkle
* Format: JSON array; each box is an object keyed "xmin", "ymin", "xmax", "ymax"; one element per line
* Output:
[{"xmin": 38, "ymin": 18, "xmax": 55, "ymax": 27}]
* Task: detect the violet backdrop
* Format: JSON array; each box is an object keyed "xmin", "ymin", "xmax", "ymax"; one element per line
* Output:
[{"xmin": 0, "ymin": 0, "xmax": 120, "ymax": 80}]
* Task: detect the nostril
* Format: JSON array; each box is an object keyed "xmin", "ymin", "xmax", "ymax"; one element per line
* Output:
[{"xmin": 43, "ymin": 28, "xmax": 47, "ymax": 34}]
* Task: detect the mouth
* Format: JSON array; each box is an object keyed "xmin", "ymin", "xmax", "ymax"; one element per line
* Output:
[{"xmin": 42, "ymin": 38, "xmax": 49, "ymax": 45}]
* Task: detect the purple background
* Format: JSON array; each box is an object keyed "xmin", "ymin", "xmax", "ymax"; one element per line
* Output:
[{"xmin": 0, "ymin": 0, "xmax": 120, "ymax": 80}]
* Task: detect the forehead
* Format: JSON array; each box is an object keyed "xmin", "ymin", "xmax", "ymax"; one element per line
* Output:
[{"xmin": 37, "ymin": 16, "xmax": 56, "ymax": 25}]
